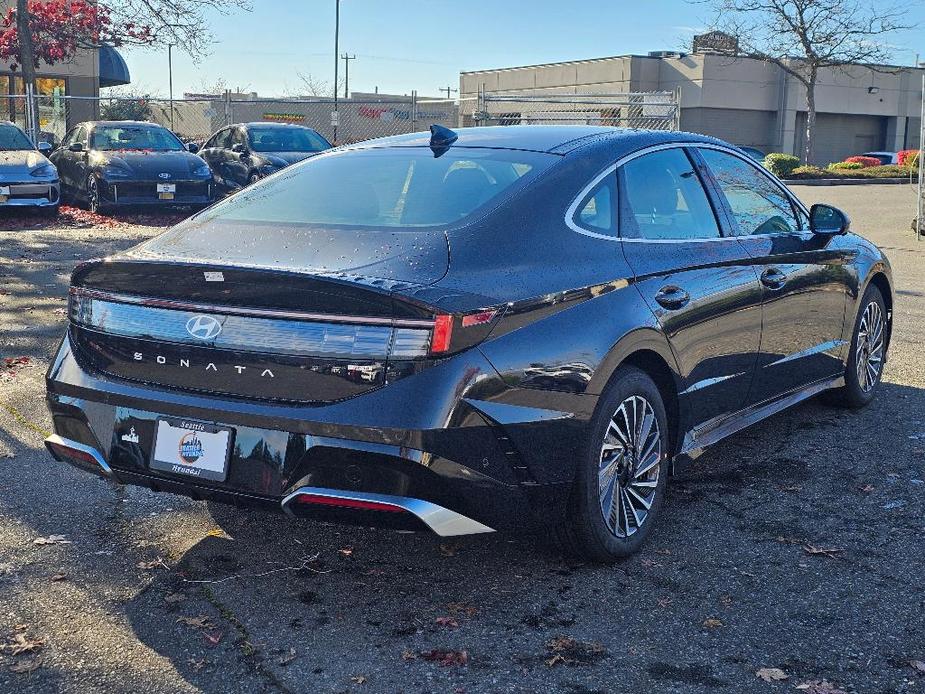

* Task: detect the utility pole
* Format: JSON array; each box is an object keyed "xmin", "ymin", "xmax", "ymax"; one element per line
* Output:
[
  {"xmin": 439, "ymin": 85, "xmax": 458, "ymax": 100},
  {"xmin": 168, "ymin": 43, "xmax": 175, "ymax": 131},
  {"xmin": 341, "ymin": 53, "xmax": 356, "ymax": 99},
  {"xmin": 333, "ymin": 0, "xmax": 340, "ymax": 142}
]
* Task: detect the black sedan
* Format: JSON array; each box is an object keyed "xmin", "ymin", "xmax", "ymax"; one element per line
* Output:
[
  {"xmin": 50, "ymin": 121, "xmax": 215, "ymax": 213},
  {"xmin": 198, "ymin": 122, "xmax": 331, "ymax": 194},
  {"xmin": 45, "ymin": 125, "xmax": 893, "ymax": 562}
]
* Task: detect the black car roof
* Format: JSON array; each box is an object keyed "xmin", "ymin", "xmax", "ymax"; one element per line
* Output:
[{"xmin": 340, "ymin": 125, "xmax": 728, "ymax": 156}]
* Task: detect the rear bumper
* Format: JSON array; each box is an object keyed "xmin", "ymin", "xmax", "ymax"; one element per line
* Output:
[{"xmin": 45, "ymin": 333, "xmax": 586, "ymax": 535}]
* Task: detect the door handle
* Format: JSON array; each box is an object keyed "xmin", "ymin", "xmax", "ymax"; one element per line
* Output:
[
  {"xmin": 760, "ymin": 267, "xmax": 788, "ymax": 290},
  {"xmin": 654, "ymin": 285, "xmax": 690, "ymax": 310}
]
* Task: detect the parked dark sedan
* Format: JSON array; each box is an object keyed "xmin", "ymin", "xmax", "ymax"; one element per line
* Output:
[
  {"xmin": 198, "ymin": 122, "xmax": 331, "ymax": 194},
  {"xmin": 45, "ymin": 125, "xmax": 893, "ymax": 561},
  {"xmin": 50, "ymin": 121, "xmax": 215, "ymax": 213}
]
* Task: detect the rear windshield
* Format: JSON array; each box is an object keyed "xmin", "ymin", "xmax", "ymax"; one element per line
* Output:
[
  {"xmin": 248, "ymin": 127, "xmax": 330, "ymax": 153},
  {"xmin": 193, "ymin": 147, "xmax": 555, "ymax": 228}
]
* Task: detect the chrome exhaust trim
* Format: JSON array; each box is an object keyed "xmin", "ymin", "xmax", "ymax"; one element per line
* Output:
[
  {"xmin": 281, "ymin": 486, "xmax": 495, "ymax": 537},
  {"xmin": 44, "ymin": 434, "xmax": 114, "ymax": 479}
]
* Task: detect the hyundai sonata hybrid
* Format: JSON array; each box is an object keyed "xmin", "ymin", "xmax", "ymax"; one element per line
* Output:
[{"xmin": 45, "ymin": 125, "xmax": 893, "ymax": 561}]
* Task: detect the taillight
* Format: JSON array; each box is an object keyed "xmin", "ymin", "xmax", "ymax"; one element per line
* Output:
[
  {"xmin": 430, "ymin": 314, "xmax": 454, "ymax": 354},
  {"xmin": 429, "ymin": 309, "xmax": 501, "ymax": 355}
]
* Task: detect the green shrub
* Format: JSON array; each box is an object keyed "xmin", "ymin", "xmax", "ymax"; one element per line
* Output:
[
  {"xmin": 828, "ymin": 161, "xmax": 863, "ymax": 171},
  {"xmin": 763, "ymin": 153, "xmax": 801, "ymax": 177},
  {"xmin": 907, "ymin": 151, "xmax": 920, "ymax": 171},
  {"xmin": 788, "ymin": 165, "xmax": 827, "ymax": 179}
]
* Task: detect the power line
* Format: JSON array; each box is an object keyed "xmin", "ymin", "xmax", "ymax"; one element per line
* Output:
[{"xmin": 439, "ymin": 85, "xmax": 458, "ymax": 99}]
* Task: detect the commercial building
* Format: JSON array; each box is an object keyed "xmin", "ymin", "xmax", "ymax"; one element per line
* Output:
[
  {"xmin": 0, "ymin": 0, "xmax": 130, "ymax": 139},
  {"xmin": 460, "ymin": 46, "xmax": 925, "ymax": 165}
]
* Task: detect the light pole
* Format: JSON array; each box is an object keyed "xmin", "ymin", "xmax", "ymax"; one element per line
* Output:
[{"xmin": 168, "ymin": 43, "xmax": 175, "ymax": 131}]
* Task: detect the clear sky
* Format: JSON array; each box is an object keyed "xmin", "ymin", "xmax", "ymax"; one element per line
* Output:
[{"xmin": 116, "ymin": 0, "xmax": 925, "ymax": 99}]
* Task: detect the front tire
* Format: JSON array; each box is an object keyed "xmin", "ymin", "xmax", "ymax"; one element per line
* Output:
[
  {"xmin": 86, "ymin": 175, "xmax": 106, "ymax": 214},
  {"xmin": 558, "ymin": 366, "xmax": 669, "ymax": 562},
  {"xmin": 830, "ymin": 284, "xmax": 887, "ymax": 408}
]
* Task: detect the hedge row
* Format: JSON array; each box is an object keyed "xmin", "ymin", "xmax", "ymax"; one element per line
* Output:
[{"xmin": 761, "ymin": 152, "xmax": 919, "ymax": 180}]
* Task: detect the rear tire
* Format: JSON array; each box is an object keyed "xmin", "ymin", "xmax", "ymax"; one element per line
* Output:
[
  {"xmin": 827, "ymin": 284, "xmax": 887, "ymax": 409},
  {"xmin": 557, "ymin": 366, "xmax": 669, "ymax": 562}
]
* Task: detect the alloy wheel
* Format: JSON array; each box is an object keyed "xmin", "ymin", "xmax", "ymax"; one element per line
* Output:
[
  {"xmin": 856, "ymin": 300, "xmax": 884, "ymax": 393},
  {"xmin": 598, "ymin": 395, "xmax": 662, "ymax": 538}
]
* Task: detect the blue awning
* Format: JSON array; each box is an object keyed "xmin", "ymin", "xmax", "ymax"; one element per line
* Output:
[{"xmin": 99, "ymin": 45, "xmax": 130, "ymax": 87}]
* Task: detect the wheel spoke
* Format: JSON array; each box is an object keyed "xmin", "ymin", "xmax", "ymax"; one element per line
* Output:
[
  {"xmin": 634, "ymin": 449, "xmax": 660, "ymax": 479},
  {"xmin": 627, "ymin": 485, "xmax": 653, "ymax": 510}
]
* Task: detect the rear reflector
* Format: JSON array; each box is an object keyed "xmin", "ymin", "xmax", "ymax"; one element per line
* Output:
[
  {"xmin": 430, "ymin": 314, "xmax": 454, "ymax": 354},
  {"xmin": 45, "ymin": 435, "xmax": 113, "ymax": 478},
  {"xmin": 293, "ymin": 493, "xmax": 406, "ymax": 513}
]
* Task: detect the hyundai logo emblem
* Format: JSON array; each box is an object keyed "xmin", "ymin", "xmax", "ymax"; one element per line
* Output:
[
  {"xmin": 185, "ymin": 315, "xmax": 223, "ymax": 340},
  {"xmin": 158, "ymin": 172, "xmax": 172, "ymax": 179}
]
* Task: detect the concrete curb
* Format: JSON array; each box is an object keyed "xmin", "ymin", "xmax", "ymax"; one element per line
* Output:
[{"xmin": 785, "ymin": 177, "xmax": 917, "ymax": 186}]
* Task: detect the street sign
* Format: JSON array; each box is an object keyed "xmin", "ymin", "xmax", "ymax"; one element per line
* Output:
[{"xmin": 331, "ymin": 110, "xmax": 340, "ymax": 127}]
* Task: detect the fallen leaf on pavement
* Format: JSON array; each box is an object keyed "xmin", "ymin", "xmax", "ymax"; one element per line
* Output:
[
  {"xmin": 203, "ymin": 631, "xmax": 223, "ymax": 646},
  {"xmin": 656, "ymin": 596, "xmax": 672, "ymax": 608},
  {"xmin": 50, "ymin": 573, "xmax": 67, "ymax": 582},
  {"xmin": 164, "ymin": 592, "xmax": 185, "ymax": 605},
  {"xmin": 0, "ymin": 633, "xmax": 45, "ymax": 656},
  {"xmin": 187, "ymin": 658, "xmax": 205, "ymax": 671},
  {"xmin": 756, "ymin": 667, "xmax": 788, "ymax": 682},
  {"xmin": 279, "ymin": 648, "xmax": 296, "ymax": 666},
  {"xmin": 544, "ymin": 636, "xmax": 606, "ymax": 666},
  {"xmin": 338, "ymin": 547, "xmax": 353, "ymax": 558},
  {"xmin": 702, "ymin": 618, "xmax": 724, "ymax": 629},
  {"xmin": 33, "ymin": 535, "xmax": 71, "ymax": 545},
  {"xmin": 401, "ymin": 649, "xmax": 417, "ymax": 661},
  {"xmin": 910, "ymin": 660, "xmax": 925, "ymax": 675},
  {"xmin": 435, "ymin": 617, "xmax": 459, "ymax": 628},
  {"xmin": 9, "ymin": 656, "xmax": 42, "ymax": 674},
  {"xmin": 438, "ymin": 543, "xmax": 458, "ymax": 557},
  {"xmin": 794, "ymin": 680, "xmax": 847, "ymax": 694},
  {"xmin": 137, "ymin": 558, "xmax": 168, "ymax": 570},
  {"xmin": 421, "ymin": 649, "xmax": 469, "ymax": 666},
  {"xmin": 802, "ymin": 545, "xmax": 844, "ymax": 559},
  {"xmin": 447, "ymin": 603, "xmax": 479, "ymax": 617},
  {"xmin": 351, "ymin": 675, "xmax": 367, "ymax": 684},
  {"xmin": 859, "ymin": 484, "xmax": 875, "ymax": 493},
  {"xmin": 177, "ymin": 615, "xmax": 215, "ymax": 629}
]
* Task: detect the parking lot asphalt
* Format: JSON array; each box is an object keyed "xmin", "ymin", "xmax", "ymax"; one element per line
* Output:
[{"xmin": 0, "ymin": 188, "xmax": 924, "ymax": 694}]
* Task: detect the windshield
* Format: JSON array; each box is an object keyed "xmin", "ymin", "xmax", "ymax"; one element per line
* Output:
[
  {"xmin": 91, "ymin": 125, "xmax": 185, "ymax": 152},
  {"xmin": 0, "ymin": 124, "xmax": 34, "ymax": 151},
  {"xmin": 192, "ymin": 147, "xmax": 555, "ymax": 228},
  {"xmin": 248, "ymin": 127, "xmax": 330, "ymax": 153}
]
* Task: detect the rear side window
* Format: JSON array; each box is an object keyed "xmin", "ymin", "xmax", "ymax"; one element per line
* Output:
[
  {"xmin": 619, "ymin": 148, "xmax": 720, "ymax": 240},
  {"xmin": 573, "ymin": 176, "xmax": 615, "ymax": 234},
  {"xmin": 698, "ymin": 148, "xmax": 799, "ymax": 236},
  {"xmin": 193, "ymin": 147, "xmax": 555, "ymax": 228}
]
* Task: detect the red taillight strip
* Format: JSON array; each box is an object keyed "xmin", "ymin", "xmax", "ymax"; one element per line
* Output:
[
  {"xmin": 293, "ymin": 493, "xmax": 405, "ymax": 513},
  {"xmin": 461, "ymin": 310, "xmax": 498, "ymax": 328}
]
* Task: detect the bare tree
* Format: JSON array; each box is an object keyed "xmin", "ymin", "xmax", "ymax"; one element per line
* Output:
[
  {"xmin": 697, "ymin": 0, "xmax": 914, "ymax": 162},
  {"xmin": 286, "ymin": 71, "xmax": 346, "ymax": 99}
]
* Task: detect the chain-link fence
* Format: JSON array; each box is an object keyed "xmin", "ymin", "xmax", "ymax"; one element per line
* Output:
[
  {"xmin": 463, "ymin": 90, "xmax": 681, "ymax": 130},
  {"xmin": 8, "ymin": 87, "xmax": 680, "ymax": 148},
  {"xmin": 9, "ymin": 91, "xmax": 461, "ymax": 146}
]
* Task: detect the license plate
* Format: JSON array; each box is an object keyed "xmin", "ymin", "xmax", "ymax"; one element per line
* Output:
[
  {"xmin": 150, "ymin": 417, "xmax": 233, "ymax": 482},
  {"xmin": 157, "ymin": 183, "xmax": 176, "ymax": 193},
  {"xmin": 159, "ymin": 192, "xmax": 175, "ymax": 200}
]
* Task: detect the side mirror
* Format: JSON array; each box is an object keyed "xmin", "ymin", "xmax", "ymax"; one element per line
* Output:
[
  {"xmin": 68, "ymin": 142, "xmax": 84, "ymax": 153},
  {"xmin": 37, "ymin": 141, "xmax": 52, "ymax": 154},
  {"xmin": 231, "ymin": 142, "xmax": 246, "ymax": 154},
  {"xmin": 809, "ymin": 203, "xmax": 849, "ymax": 235},
  {"xmin": 187, "ymin": 142, "xmax": 200, "ymax": 153}
]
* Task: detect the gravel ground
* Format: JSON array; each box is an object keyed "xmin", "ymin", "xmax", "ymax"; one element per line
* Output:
[{"xmin": 0, "ymin": 187, "xmax": 923, "ymax": 694}]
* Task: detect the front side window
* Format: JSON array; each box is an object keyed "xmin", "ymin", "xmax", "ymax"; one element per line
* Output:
[
  {"xmin": 90, "ymin": 125, "xmax": 184, "ymax": 152},
  {"xmin": 189, "ymin": 147, "xmax": 555, "ymax": 229},
  {"xmin": 699, "ymin": 148, "xmax": 799, "ymax": 236},
  {"xmin": 573, "ymin": 176, "xmax": 615, "ymax": 234},
  {"xmin": 619, "ymin": 148, "xmax": 720, "ymax": 240},
  {"xmin": 248, "ymin": 126, "xmax": 330, "ymax": 153}
]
